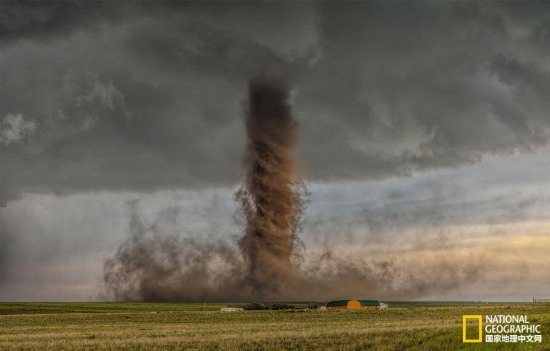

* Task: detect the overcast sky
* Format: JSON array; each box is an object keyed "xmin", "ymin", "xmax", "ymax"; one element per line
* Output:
[{"xmin": 1, "ymin": 1, "xmax": 549, "ymax": 301}]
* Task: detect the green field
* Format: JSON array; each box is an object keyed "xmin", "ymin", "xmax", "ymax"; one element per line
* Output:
[{"xmin": 1, "ymin": 302, "xmax": 549, "ymax": 350}]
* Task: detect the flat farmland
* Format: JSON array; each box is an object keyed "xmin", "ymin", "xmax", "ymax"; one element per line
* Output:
[{"xmin": 1, "ymin": 302, "xmax": 549, "ymax": 350}]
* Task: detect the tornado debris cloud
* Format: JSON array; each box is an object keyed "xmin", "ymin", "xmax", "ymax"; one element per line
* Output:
[{"xmin": 236, "ymin": 78, "xmax": 306, "ymax": 294}]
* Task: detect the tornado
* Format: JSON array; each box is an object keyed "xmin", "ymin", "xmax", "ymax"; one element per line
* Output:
[
  {"xmin": 102, "ymin": 78, "xmax": 307, "ymax": 302},
  {"xmin": 236, "ymin": 78, "xmax": 305, "ymax": 295}
]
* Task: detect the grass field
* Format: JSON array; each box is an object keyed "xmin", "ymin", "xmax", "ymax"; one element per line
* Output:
[{"xmin": 1, "ymin": 302, "xmax": 549, "ymax": 350}]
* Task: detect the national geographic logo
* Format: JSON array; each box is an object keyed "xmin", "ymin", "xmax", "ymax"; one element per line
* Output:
[
  {"xmin": 462, "ymin": 315, "xmax": 543, "ymax": 344},
  {"xmin": 463, "ymin": 315, "xmax": 483, "ymax": 343}
]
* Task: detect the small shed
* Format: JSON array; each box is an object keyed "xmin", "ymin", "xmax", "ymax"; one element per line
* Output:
[{"xmin": 220, "ymin": 307, "xmax": 244, "ymax": 312}]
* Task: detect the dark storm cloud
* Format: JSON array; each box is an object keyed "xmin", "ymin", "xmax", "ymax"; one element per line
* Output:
[
  {"xmin": 296, "ymin": 2, "xmax": 550, "ymax": 176},
  {"xmin": 1, "ymin": 1, "xmax": 549, "ymax": 203}
]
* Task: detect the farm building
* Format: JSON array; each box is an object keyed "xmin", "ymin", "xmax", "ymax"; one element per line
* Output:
[{"xmin": 326, "ymin": 300, "xmax": 388, "ymax": 310}]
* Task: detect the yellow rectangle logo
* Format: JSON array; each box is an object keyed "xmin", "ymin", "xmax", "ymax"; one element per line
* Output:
[{"xmin": 463, "ymin": 315, "xmax": 483, "ymax": 343}]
